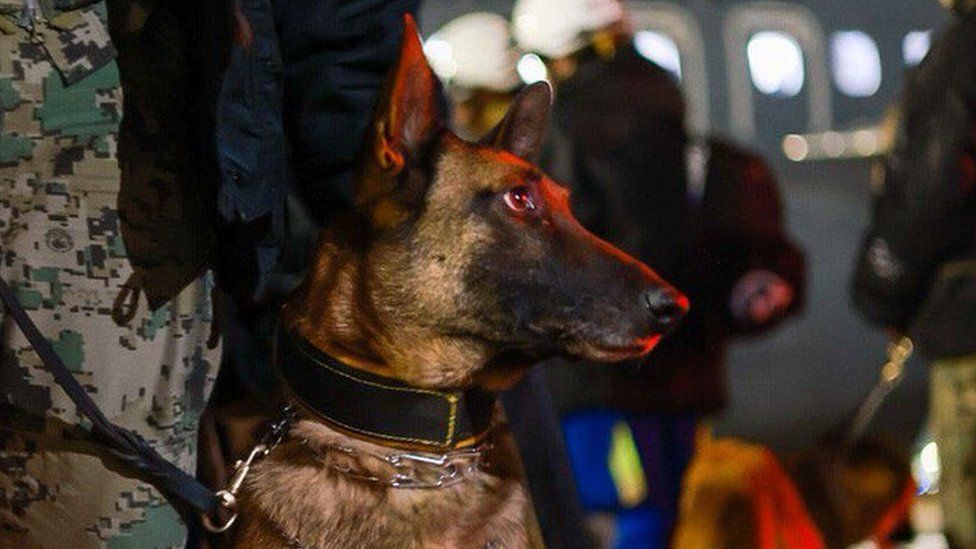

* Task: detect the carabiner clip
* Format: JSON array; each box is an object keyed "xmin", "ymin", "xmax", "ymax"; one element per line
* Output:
[{"xmin": 201, "ymin": 443, "xmax": 269, "ymax": 534}]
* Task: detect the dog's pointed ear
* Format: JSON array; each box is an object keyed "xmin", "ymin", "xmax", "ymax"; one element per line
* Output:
[
  {"xmin": 371, "ymin": 14, "xmax": 443, "ymax": 177},
  {"xmin": 482, "ymin": 81, "xmax": 553, "ymax": 162}
]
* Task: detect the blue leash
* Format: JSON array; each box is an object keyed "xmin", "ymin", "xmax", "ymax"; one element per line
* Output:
[{"xmin": 0, "ymin": 275, "xmax": 220, "ymax": 525}]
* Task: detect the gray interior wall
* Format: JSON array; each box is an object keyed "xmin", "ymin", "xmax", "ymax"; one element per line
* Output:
[{"xmin": 715, "ymin": 161, "xmax": 929, "ymax": 452}]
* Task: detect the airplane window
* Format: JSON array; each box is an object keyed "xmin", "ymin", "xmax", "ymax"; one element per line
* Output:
[
  {"xmin": 516, "ymin": 53, "xmax": 549, "ymax": 84},
  {"xmin": 634, "ymin": 31, "xmax": 682, "ymax": 81},
  {"xmin": 830, "ymin": 31, "xmax": 882, "ymax": 97},
  {"xmin": 903, "ymin": 30, "xmax": 932, "ymax": 67},
  {"xmin": 747, "ymin": 31, "xmax": 805, "ymax": 98}
]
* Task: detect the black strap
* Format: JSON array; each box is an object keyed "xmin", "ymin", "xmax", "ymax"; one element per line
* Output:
[
  {"xmin": 0, "ymin": 275, "xmax": 218, "ymax": 520},
  {"xmin": 278, "ymin": 328, "xmax": 497, "ymax": 449}
]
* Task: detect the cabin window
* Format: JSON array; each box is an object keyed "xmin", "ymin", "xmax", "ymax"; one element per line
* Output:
[
  {"xmin": 830, "ymin": 31, "xmax": 882, "ymax": 97},
  {"xmin": 634, "ymin": 31, "xmax": 683, "ymax": 81},
  {"xmin": 902, "ymin": 30, "xmax": 932, "ymax": 67},
  {"xmin": 747, "ymin": 31, "xmax": 805, "ymax": 98}
]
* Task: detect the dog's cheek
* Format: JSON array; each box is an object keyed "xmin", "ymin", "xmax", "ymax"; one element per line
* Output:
[{"xmin": 462, "ymin": 240, "xmax": 560, "ymax": 343}]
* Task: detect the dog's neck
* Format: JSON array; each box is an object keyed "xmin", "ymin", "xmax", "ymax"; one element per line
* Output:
[
  {"xmin": 283, "ymin": 225, "xmax": 394, "ymax": 378},
  {"xmin": 284, "ymin": 225, "xmax": 527, "ymax": 391}
]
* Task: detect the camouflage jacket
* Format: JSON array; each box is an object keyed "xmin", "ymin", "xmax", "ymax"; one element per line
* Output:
[
  {"xmin": 0, "ymin": 0, "xmax": 116, "ymax": 84},
  {"xmin": 1, "ymin": 1, "xmax": 214, "ymax": 311}
]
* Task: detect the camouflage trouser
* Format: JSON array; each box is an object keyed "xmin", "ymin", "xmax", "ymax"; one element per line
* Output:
[
  {"xmin": 0, "ymin": 8, "xmax": 219, "ymax": 548},
  {"xmin": 931, "ymin": 355, "xmax": 976, "ymax": 549}
]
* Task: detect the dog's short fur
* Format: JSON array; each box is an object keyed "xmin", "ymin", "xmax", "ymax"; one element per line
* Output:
[{"xmin": 229, "ymin": 16, "xmax": 686, "ymax": 548}]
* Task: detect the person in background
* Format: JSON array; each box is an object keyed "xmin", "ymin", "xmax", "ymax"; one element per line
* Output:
[
  {"xmin": 424, "ymin": 12, "xmax": 522, "ymax": 140},
  {"xmin": 0, "ymin": 2, "xmax": 220, "ymax": 547},
  {"xmin": 512, "ymin": 0, "xmax": 806, "ymax": 545},
  {"xmin": 424, "ymin": 14, "xmax": 591, "ymax": 547},
  {"xmin": 851, "ymin": 1, "xmax": 976, "ymax": 546}
]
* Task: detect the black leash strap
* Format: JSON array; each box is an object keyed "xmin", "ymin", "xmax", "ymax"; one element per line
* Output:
[{"xmin": 0, "ymin": 275, "xmax": 218, "ymax": 520}]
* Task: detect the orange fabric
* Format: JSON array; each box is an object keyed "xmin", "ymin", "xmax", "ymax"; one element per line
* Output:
[
  {"xmin": 676, "ymin": 438, "xmax": 913, "ymax": 548},
  {"xmin": 674, "ymin": 439, "xmax": 826, "ymax": 549},
  {"xmin": 750, "ymin": 449, "xmax": 826, "ymax": 549},
  {"xmin": 871, "ymin": 480, "xmax": 917, "ymax": 547}
]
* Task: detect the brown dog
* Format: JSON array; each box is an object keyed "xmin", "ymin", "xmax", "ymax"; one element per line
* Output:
[{"xmin": 226, "ymin": 15, "xmax": 687, "ymax": 549}]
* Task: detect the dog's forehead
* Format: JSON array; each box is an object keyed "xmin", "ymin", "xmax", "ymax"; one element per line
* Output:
[{"xmin": 437, "ymin": 137, "xmax": 544, "ymax": 192}]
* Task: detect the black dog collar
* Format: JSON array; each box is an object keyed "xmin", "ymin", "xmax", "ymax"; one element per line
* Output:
[{"xmin": 276, "ymin": 328, "xmax": 497, "ymax": 449}]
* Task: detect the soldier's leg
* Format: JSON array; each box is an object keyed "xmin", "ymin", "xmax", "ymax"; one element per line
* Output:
[
  {"xmin": 0, "ymin": 8, "xmax": 219, "ymax": 547},
  {"xmin": 930, "ymin": 356, "xmax": 976, "ymax": 549}
]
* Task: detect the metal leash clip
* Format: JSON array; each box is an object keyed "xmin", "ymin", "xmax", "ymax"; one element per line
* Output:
[
  {"xmin": 846, "ymin": 336, "xmax": 915, "ymax": 444},
  {"xmin": 881, "ymin": 336, "xmax": 914, "ymax": 386},
  {"xmin": 202, "ymin": 404, "xmax": 296, "ymax": 533}
]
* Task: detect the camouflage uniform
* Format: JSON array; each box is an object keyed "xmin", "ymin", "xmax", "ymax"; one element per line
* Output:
[
  {"xmin": 931, "ymin": 356, "xmax": 976, "ymax": 548},
  {"xmin": 0, "ymin": 3, "xmax": 220, "ymax": 547}
]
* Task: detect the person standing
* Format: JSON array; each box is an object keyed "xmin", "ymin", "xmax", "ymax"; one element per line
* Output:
[
  {"xmin": 512, "ymin": 0, "xmax": 805, "ymax": 545},
  {"xmin": 0, "ymin": 2, "xmax": 220, "ymax": 547},
  {"xmin": 852, "ymin": 2, "xmax": 976, "ymax": 546}
]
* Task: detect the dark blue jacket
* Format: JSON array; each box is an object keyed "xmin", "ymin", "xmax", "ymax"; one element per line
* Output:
[
  {"xmin": 110, "ymin": 0, "xmax": 418, "ymax": 306},
  {"xmin": 215, "ymin": 0, "xmax": 419, "ymax": 305}
]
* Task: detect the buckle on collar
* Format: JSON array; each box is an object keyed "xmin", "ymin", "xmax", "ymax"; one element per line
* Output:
[{"xmin": 277, "ymin": 328, "xmax": 497, "ymax": 449}]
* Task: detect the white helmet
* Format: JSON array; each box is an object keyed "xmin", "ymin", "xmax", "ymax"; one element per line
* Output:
[
  {"xmin": 424, "ymin": 13, "xmax": 521, "ymax": 93},
  {"xmin": 512, "ymin": 0, "xmax": 626, "ymax": 59}
]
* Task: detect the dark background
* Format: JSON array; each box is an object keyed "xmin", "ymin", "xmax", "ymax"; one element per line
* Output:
[{"xmin": 420, "ymin": 0, "xmax": 948, "ymax": 451}]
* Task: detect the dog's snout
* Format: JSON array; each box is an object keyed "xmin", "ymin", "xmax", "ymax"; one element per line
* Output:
[{"xmin": 641, "ymin": 287, "xmax": 689, "ymax": 332}]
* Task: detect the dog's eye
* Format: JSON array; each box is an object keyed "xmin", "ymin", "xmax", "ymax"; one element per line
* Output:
[{"xmin": 503, "ymin": 187, "xmax": 536, "ymax": 212}]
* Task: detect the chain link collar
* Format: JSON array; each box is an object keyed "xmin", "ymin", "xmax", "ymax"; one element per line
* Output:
[
  {"xmin": 271, "ymin": 431, "xmax": 495, "ymax": 548},
  {"xmin": 214, "ymin": 404, "xmax": 495, "ymax": 546},
  {"xmin": 299, "ymin": 435, "xmax": 492, "ymax": 489}
]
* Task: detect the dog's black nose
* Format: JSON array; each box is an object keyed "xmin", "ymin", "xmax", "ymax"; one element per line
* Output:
[{"xmin": 642, "ymin": 287, "xmax": 689, "ymax": 332}]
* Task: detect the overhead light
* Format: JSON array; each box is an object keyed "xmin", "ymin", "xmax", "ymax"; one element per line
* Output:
[
  {"xmin": 920, "ymin": 441, "xmax": 940, "ymax": 476},
  {"xmin": 782, "ymin": 134, "xmax": 809, "ymax": 162},
  {"xmin": 781, "ymin": 127, "xmax": 885, "ymax": 161},
  {"xmin": 852, "ymin": 129, "xmax": 879, "ymax": 156},
  {"xmin": 822, "ymin": 131, "xmax": 846, "ymax": 158},
  {"xmin": 516, "ymin": 53, "xmax": 549, "ymax": 84}
]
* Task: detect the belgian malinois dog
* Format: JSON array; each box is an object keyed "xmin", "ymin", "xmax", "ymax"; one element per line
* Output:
[{"xmin": 229, "ymin": 16, "xmax": 687, "ymax": 548}]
